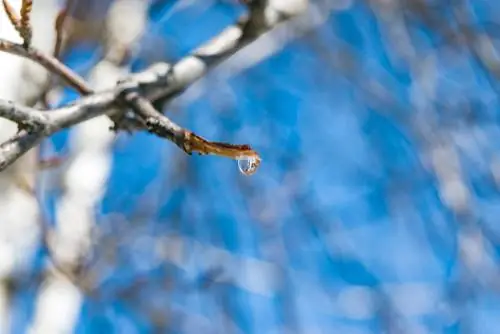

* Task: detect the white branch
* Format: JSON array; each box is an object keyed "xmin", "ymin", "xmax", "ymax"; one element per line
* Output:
[{"xmin": 0, "ymin": 0, "xmax": 309, "ymax": 171}]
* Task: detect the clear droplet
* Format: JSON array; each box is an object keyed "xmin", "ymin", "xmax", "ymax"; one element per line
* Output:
[{"xmin": 237, "ymin": 155, "xmax": 261, "ymax": 176}]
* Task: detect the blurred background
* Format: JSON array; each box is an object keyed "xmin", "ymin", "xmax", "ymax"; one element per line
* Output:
[{"xmin": 1, "ymin": 0, "xmax": 500, "ymax": 333}]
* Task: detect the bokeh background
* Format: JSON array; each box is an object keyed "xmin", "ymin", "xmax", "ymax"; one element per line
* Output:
[{"xmin": 1, "ymin": 0, "xmax": 500, "ymax": 333}]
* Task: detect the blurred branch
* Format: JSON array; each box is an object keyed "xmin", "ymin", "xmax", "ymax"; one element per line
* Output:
[
  {"xmin": 2, "ymin": 0, "xmax": 33, "ymax": 47},
  {"xmin": 19, "ymin": 0, "xmax": 33, "ymax": 47},
  {"xmin": 52, "ymin": 0, "xmax": 75, "ymax": 58},
  {"xmin": 0, "ymin": 0, "xmax": 308, "ymax": 172}
]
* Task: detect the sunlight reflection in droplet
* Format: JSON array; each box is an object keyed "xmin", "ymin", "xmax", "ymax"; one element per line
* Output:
[{"xmin": 237, "ymin": 155, "xmax": 261, "ymax": 176}]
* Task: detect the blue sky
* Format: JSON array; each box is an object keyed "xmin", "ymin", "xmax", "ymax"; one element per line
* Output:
[{"xmin": 15, "ymin": 0, "xmax": 500, "ymax": 333}]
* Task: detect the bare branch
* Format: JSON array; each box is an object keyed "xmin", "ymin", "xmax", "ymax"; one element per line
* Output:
[
  {"xmin": 0, "ymin": 99, "xmax": 49, "ymax": 129},
  {"xmin": 2, "ymin": 0, "xmax": 34, "ymax": 48},
  {"xmin": 147, "ymin": 0, "xmax": 308, "ymax": 102},
  {"xmin": 2, "ymin": 0, "xmax": 21, "ymax": 33},
  {"xmin": 0, "ymin": 39, "xmax": 92, "ymax": 94},
  {"xmin": 123, "ymin": 92, "xmax": 261, "ymax": 162},
  {"xmin": 0, "ymin": 0, "xmax": 309, "ymax": 172},
  {"xmin": 53, "ymin": 8, "xmax": 68, "ymax": 58},
  {"xmin": 0, "ymin": 90, "xmax": 119, "ymax": 169},
  {"xmin": 20, "ymin": 0, "xmax": 33, "ymax": 47}
]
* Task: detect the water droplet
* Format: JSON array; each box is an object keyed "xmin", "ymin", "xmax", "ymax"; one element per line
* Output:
[{"xmin": 237, "ymin": 155, "xmax": 261, "ymax": 176}]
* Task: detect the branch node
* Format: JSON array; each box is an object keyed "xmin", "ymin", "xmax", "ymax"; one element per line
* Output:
[{"xmin": 17, "ymin": 121, "xmax": 42, "ymax": 133}]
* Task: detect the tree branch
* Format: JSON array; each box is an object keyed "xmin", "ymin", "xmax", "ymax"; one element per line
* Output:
[
  {"xmin": 0, "ymin": 39, "xmax": 92, "ymax": 94},
  {"xmin": 0, "ymin": 99, "xmax": 49, "ymax": 129},
  {"xmin": 0, "ymin": 0, "xmax": 308, "ymax": 172}
]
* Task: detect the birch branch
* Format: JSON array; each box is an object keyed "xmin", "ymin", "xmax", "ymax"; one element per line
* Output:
[{"xmin": 0, "ymin": 0, "xmax": 308, "ymax": 172}]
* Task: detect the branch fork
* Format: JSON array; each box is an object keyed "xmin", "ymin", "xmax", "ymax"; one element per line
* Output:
[{"xmin": 0, "ymin": 0, "xmax": 308, "ymax": 172}]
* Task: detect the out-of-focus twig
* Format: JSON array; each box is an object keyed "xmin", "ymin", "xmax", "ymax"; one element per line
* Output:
[
  {"xmin": 0, "ymin": 39, "xmax": 91, "ymax": 94},
  {"xmin": 2, "ymin": 0, "xmax": 33, "ymax": 47},
  {"xmin": 19, "ymin": 0, "xmax": 33, "ymax": 47},
  {"xmin": 2, "ymin": 0, "xmax": 20, "ymax": 34},
  {"xmin": 52, "ymin": 0, "xmax": 76, "ymax": 59}
]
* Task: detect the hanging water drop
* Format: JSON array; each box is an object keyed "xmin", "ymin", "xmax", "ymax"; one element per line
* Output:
[{"xmin": 237, "ymin": 155, "xmax": 261, "ymax": 176}]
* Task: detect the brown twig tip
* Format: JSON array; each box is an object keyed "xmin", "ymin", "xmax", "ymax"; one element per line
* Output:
[
  {"xmin": 2, "ymin": 0, "xmax": 33, "ymax": 47},
  {"xmin": 0, "ymin": 0, "xmax": 305, "ymax": 173},
  {"xmin": 186, "ymin": 133, "xmax": 261, "ymax": 175},
  {"xmin": 186, "ymin": 133, "xmax": 254, "ymax": 157},
  {"xmin": 20, "ymin": 0, "xmax": 33, "ymax": 47}
]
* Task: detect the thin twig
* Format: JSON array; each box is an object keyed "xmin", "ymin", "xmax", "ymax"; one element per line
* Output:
[
  {"xmin": 20, "ymin": 0, "xmax": 33, "ymax": 47},
  {"xmin": 2, "ymin": 0, "xmax": 33, "ymax": 47},
  {"xmin": 0, "ymin": 39, "xmax": 92, "ymax": 94},
  {"xmin": 123, "ymin": 91, "xmax": 261, "ymax": 160},
  {"xmin": 2, "ymin": 0, "xmax": 20, "ymax": 33}
]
